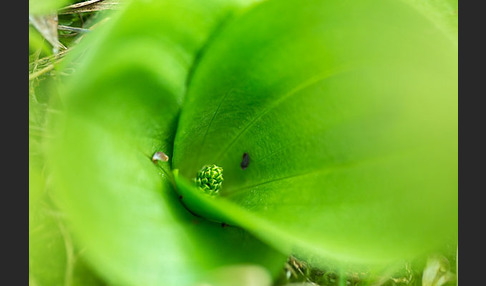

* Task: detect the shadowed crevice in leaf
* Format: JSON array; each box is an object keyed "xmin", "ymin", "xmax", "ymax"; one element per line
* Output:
[{"xmin": 185, "ymin": 12, "xmax": 237, "ymax": 89}]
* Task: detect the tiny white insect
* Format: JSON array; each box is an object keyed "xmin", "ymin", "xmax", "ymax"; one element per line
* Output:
[{"xmin": 152, "ymin": 151, "xmax": 169, "ymax": 163}]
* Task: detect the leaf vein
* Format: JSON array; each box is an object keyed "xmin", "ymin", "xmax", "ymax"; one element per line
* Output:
[{"xmin": 213, "ymin": 68, "xmax": 348, "ymax": 162}]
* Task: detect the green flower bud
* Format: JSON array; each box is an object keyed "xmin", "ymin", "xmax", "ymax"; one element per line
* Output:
[{"xmin": 195, "ymin": 164, "xmax": 223, "ymax": 196}]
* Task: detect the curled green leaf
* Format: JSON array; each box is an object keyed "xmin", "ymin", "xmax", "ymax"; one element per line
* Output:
[{"xmin": 173, "ymin": 0, "xmax": 457, "ymax": 268}]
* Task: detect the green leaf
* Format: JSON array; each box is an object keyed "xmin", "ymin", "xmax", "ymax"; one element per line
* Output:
[
  {"xmin": 173, "ymin": 0, "xmax": 457, "ymax": 268},
  {"xmin": 46, "ymin": 0, "xmax": 285, "ymax": 285}
]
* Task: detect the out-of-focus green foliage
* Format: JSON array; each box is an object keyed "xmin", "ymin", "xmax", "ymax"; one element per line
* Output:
[
  {"xmin": 30, "ymin": 0, "xmax": 71, "ymax": 15},
  {"xmin": 29, "ymin": 26, "xmax": 53, "ymax": 57},
  {"xmin": 29, "ymin": 182, "xmax": 106, "ymax": 286},
  {"xmin": 401, "ymin": 0, "xmax": 458, "ymax": 44},
  {"xmin": 30, "ymin": 84, "xmax": 105, "ymax": 285},
  {"xmin": 29, "ymin": 0, "xmax": 458, "ymax": 285}
]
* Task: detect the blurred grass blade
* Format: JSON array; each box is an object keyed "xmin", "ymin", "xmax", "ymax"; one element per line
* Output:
[
  {"xmin": 29, "ymin": 14, "xmax": 66, "ymax": 53},
  {"xmin": 58, "ymin": 0, "xmax": 120, "ymax": 15}
]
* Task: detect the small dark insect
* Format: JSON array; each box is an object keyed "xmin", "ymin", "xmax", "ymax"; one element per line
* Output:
[
  {"xmin": 241, "ymin": 152, "xmax": 250, "ymax": 170},
  {"xmin": 221, "ymin": 222, "xmax": 229, "ymax": 228},
  {"xmin": 179, "ymin": 195, "xmax": 183, "ymax": 200}
]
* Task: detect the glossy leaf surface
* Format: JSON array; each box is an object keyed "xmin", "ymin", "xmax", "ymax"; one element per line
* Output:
[{"xmin": 173, "ymin": 0, "xmax": 457, "ymax": 267}]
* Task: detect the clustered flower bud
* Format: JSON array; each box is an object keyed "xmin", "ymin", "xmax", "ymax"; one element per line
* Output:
[{"xmin": 195, "ymin": 164, "xmax": 223, "ymax": 196}]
